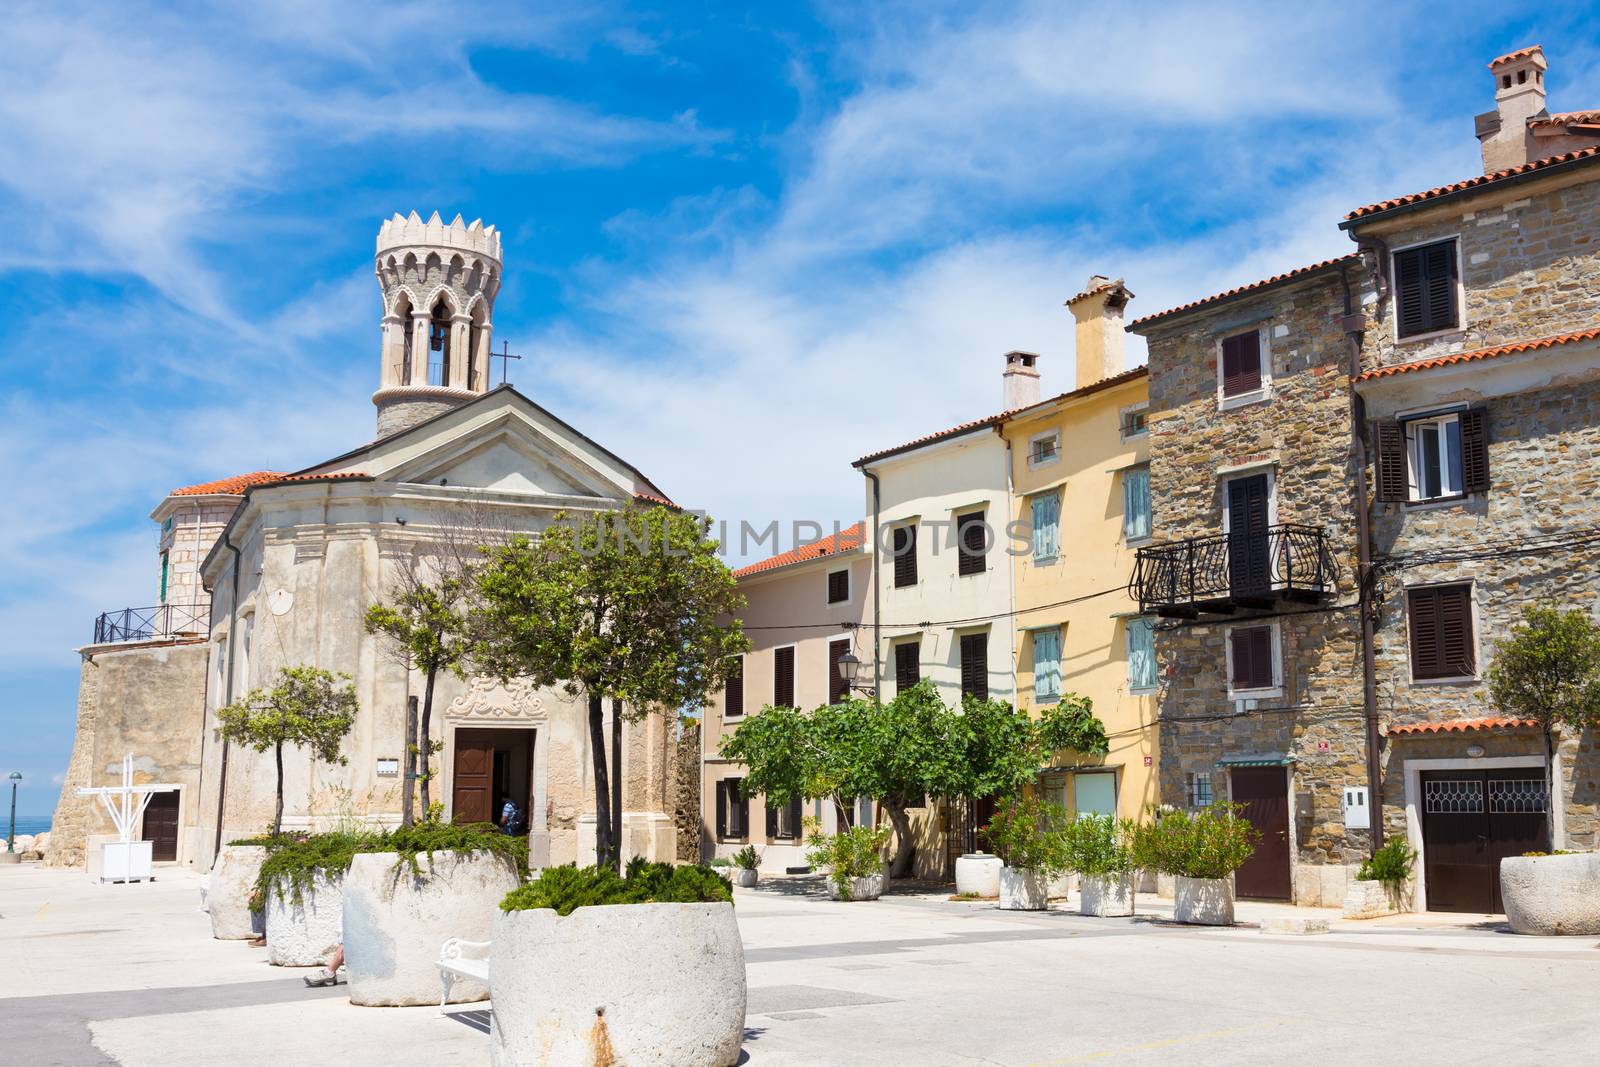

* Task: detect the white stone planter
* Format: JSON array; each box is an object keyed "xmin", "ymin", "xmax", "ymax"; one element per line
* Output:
[
  {"xmin": 999, "ymin": 867, "xmax": 1049, "ymax": 911},
  {"xmin": 1501, "ymin": 853, "xmax": 1600, "ymax": 935},
  {"xmin": 1173, "ymin": 876, "xmax": 1235, "ymax": 925},
  {"xmin": 265, "ymin": 872, "xmax": 344, "ymax": 966},
  {"xmin": 732, "ymin": 868, "xmax": 758, "ymax": 887},
  {"xmin": 1047, "ymin": 871, "xmax": 1074, "ymax": 899},
  {"xmin": 343, "ymin": 849, "xmax": 520, "ymax": 1006},
  {"xmin": 490, "ymin": 902, "xmax": 745, "ymax": 1067},
  {"xmin": 208, "ymin": 845, "xmax": 266, "ymax": 940},
  {"xmin": 1079, "ymin": 872, "xmax": 1135, "ymax": 917},
  {"xmin": 955, "ymin": 853, "xmax": 1003, "ymax": 898},
  {"xmin": 826, "ymin": 872, "xmax": 884, "ymax": 901},
  {"xmin": 1342, "ymin": 879, "xmax": 1412, "ymax": 919}
]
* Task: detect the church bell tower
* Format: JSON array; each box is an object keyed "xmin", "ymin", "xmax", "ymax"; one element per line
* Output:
[{"xmin": 372, "ymin": 212, "xmax": 502, "ymax": 437}]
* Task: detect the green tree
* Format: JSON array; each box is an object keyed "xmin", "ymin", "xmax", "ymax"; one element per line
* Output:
[
  {"xmin": 217, "ymin": 666, "xmax": 359, "ymax": 836},
  {"xmin": 475, "ymin": 505, "xmax": 747, "ymax": 869},
  {"xmin": 1487, "ymin": 602, "xmax": 1600, "ymax": 845}
]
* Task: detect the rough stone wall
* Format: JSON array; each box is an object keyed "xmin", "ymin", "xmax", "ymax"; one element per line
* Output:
[
  {"xmin": 672, "ymin": 719, "xmax": 703, "ymax": 862},
  {"xmin": 158, "ymin": 500, "xmax": 237, "ymax": 615},
  {"xmin": 375, "ymin": 395, "xmax": 464, "ymax": 438},
  {"xmin": 1143, "ymin": 267, "xmax": 1374, "ymax": 888}
]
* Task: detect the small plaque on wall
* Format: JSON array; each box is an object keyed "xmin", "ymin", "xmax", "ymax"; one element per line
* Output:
[{"xmin": 375, "ymin": 758, "xmax": 399, "ymax": 778}]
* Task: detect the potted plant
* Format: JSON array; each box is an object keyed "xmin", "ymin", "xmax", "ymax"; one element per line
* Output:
[
  {"xmin": 1135, "ymin": 803, "xmax": 1257, "ymax": 925},
  {"xmin": 255, "ymin": 831, "xmax": 363, "ymax": 967},
  {"xmin": 1061, "ymin": 814, "xmax": 1140, "ymax": 917},
  {"xmin": 490, "ymin": 859, "xmax": 743, "ymax": 1067},
  {"xmin": 986, "ymin": 794, "xmax": 1068, "ymax": 911},
  {"xmin": 342, "ymin": 820, "xmax": 525, "ymax": 1006},
  {"xmin": 1343, "ymin": 836, "xmax": 1417, "ymax": 918},
  {"xmin": 730, "ymin": 844, "xmax": 760, "ymax": 887},
  {"xmin": 805, "ymin": 822, "xmax": 891, "ymax": 901}
]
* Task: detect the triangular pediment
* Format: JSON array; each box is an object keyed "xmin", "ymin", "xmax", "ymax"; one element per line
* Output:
[{"xmin": 394, "ymin": 429, "xmax": 612, "ymax": 498}]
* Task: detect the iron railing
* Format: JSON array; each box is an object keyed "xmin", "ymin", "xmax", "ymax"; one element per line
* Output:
[
  {"xmin": 1129, "ymin": 524, "xmax": 1334, "ymax": 616},
  {"xmin": 93, "ymin": 603, "xmax": 210, "ymax": 644}
]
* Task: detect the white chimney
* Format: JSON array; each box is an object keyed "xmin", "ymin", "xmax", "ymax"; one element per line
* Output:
[
  {"xmin": 1003, "ymin": 351, "xmax": 1041, "ymax": 409},
  {"xmin": 1476, "ymin": 46, "xmax": 1548, "ymax": 173},
  {"xmin": 1067, "ymin": 275, "xmax": 1133, "ymax": 389}
]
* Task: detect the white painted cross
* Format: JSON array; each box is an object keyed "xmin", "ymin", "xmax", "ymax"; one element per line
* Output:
[{"xmin": 76, "ymin": 753, "xmax": 181, "ymax": 845}]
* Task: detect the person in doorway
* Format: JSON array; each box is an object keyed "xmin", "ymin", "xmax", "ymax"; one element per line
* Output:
[
  {"xmin": 499, "ymin": 794, "xmax": 523, "ymax": 835},
  {"xmin": 304, "ymin": 944, "xmax": 344, "ymax": 987}
]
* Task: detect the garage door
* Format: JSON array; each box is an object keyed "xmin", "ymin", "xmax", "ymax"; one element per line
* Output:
[{"xmin": 1420, "ymin": 769, "xmax": 1549, "ymax": 913}]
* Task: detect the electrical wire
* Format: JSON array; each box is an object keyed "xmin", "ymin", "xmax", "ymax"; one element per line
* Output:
[{"xmin": 738, "ymin": 582, "xmax": 1131, "ymax": 631}]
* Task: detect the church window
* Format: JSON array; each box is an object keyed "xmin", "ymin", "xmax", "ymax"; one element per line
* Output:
[{"xmin": 429, "ymin": 301, "xmax": 452, "ymax": 387}]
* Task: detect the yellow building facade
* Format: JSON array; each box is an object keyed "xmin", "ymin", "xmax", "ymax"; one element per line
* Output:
[{"xmin": 1003, "ymin": 279, "xmax": 1159, "ymax": 824}]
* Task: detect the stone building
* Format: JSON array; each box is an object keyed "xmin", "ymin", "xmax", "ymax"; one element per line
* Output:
[
  {"xmin": 48, "ymin": 213, "xmax": 689, "ymax": 873},
  {"xmin": 1128, "ymin": 258, "xmax": 1369, "ymax": 907},
  {"xmin": 1343, "ymin": 44, "xmax": 1600, "ymax": 913}
]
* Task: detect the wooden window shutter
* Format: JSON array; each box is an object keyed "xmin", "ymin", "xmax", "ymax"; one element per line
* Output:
[
  {"xmin": 958, "ymin": 511, "xmax": 987, "ymax": 576},
  {"xmin": 1395, "ymin": 247, "xmax": 1427, "ymax": 337},
  {"xmin": 727, "ymin": 779, "xmax": 747, "ymax": 838},
  {"xmin": 1395, "ymin": 241, "xmax": 1458, "ymax": 337},
  {"xmin": 827, "ymin": 568, "xmax": 849, "ymax": 604},
  {"xmin": 895, "ymin": 641, "xmax": 921, "ymax": 693},
  {"xmin": 725, "ymin": 656, "xmax": 744, "ymax": 717},
  {"xmin": 1439, "ymin": 585, "xmax": 1475, "ymax": 677},
  {"xmin": 1231, "ymin": 626, "xmax": 1273, "ymax": 689},
  {"xmin": 773, "ymin": 646, "xmax": 795, "ymax": 707},
  {"xmin": 893, "ymin": 524, "xmax": 918, "ymax": 587},
  {"xmin": 1459, "ymin": 407, "xmax": 1490, "ymax": 494},
  {"xmin": 960, "ymin": 632, "xmax": 989, "ymax": 700},
  {"xmin": 1407, "ymin": 587, "xmax": 1442, "ymax": 680},
  {"xmin": 765, "ymin": 802, "xmax": 778, "ymax": 840},
  {"xmin": 715, "ymin": 780, "xmax": 728, "ymax": 839},
  {"xmin": 787, "ymin": 795, "xmax": 802, "ymax": 839},
  {"xmin": 1423, "ymin": 241, "xmax": 1459, "ymax": 332},
  {"xmin": 1220, "ymin": 331, "xmax": 1262, "ymax": 397},
  {"xmin": 828, "ymin": 639, "xmax": 850, "ymax": 704},
  {"xmin": 1373, "ymin": 419, "xmax": 1409, "ymax": 502}
]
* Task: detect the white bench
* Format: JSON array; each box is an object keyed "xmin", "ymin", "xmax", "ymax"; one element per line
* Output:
[{"xmin": 435, "ymin": 937, "xmax": 491, "ymax": 1014}]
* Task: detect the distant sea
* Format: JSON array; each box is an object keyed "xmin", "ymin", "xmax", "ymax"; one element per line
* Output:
[{"xmin": 7, "ymin": 816, "xmax": 51, "ymax": 837}]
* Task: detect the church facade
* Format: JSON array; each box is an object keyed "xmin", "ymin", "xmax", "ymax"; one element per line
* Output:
[{"xmin": 47, "ymin": 213, "xmax": 689, "ymax": 872}]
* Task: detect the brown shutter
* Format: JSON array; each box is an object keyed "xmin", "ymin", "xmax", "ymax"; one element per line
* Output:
[
  {"xmin": 895, "ymin": 641, "xmax": 921, "ymax": 693},
  {"xmin": 1439, "ymin": 585, "xmax": 1475, "ymax": 677},
  {"xmin": 1374, "ymin": 419, "xmax": 1409, "ymax": 502},
  {"xmin": 959, "ymin": 632, "xmax": 989, "ymax": 700},
  {"xmin": 1395, "ymin": 241, "xmax": 1458, "ymax": 337},
  {"xmin": 1407, "ymin": 587, "xmax": 1441, "ymax": 679},
  {"xmin": 1459, "ymin": 407, "xmax": 1490, "ymax": 494},
  {"xmin": 1423, "ymin": 241, "xmax": 1458, "ymax": 332},
  {"xmin": 1395, "ymin": 247, "xmax": 1427, "ymax": 338},
  {"xmin": 1230, "ymin": 626, "xmax": 1273, "ymax": 690},
  {"xmin": 727, "ymin": 779, "xmax": 747, "ymax": 838},
  {"xmin": 715, "ymin": 780, "xmax": 728, "ymax": 839},
  {"xmin": 827, "ymin": 568, "xmax": 849, "ymax": 603},
  {"xmin": 725, "ymin": 656, "xmax": 744, "ymax": 717},
  {"xmin": 765, "ymin": 801, "xmax": 778, "ymax": 840},
  {"xmin": 773, "ymin": 646, "xmax": 795, "ymax": 707},
  {"xmin": 787, "ymin": 796, "xmax": 803, "ymax": 839},
  {"xmin": 1221, "ymin": 331, "xmax": 1262, "ymax": 397},
  {"xmin": 893, "ymin": 525, "xmax": 918, "ymax": 587},
  {"xmin": 828, "ymin": 638, "xmax": 850, "ymax": 704},
  {"xmin": 958, "ymin": 511, "xmax": 986, "ymax": 576}
]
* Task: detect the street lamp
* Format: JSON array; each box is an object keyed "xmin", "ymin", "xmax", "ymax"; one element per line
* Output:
[
  {"xmin": 6, "ymin": 772, "xmax": 20, "ymax": 856},
  {"xmin": 836, "ymin": 651, "xmax": 874, "ymax": 695}
]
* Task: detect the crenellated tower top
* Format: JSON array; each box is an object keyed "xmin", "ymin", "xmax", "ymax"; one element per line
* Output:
[{"xmin": 371, "ymin": 212, "xmax": 503, "ymax": 437}]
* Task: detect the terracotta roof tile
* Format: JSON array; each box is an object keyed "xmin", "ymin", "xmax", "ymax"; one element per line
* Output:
[
  {"xmin": 632, "ymin": 491, "xmax": 679, "ymax": 509},
  {"xmin": 1388, "ymin": 716, "xmax": 1539, "ymax": 736},
  {"xmin": 1127, "ymin": 255, "xmax": 1360, "ymax": 329},
  {"xmin": 1530, "ymin": 110, "xmax": 1600, "ymax": 129},
  {"xmin": 1065, "ymin": 278, "xmax": 1132, "ymax": 307},
  {"xmin": 1488, "ymin": 45, "xmax": 1543, "ymax": 68},
  {"xmin": 1355, "ymin": 327, "xmax": 1600, "ymax": 382},
  {"xmin": 733, "ymin": 522, "xmax": 865, "ymax": 579},
  {"xmin": 1344, "ymin": 146, "xmax": 1600, "ymax": 222},
  {"xmin": 269, "ymin": 472, "xmax": 369, "ymax": 485},
  {"xmin": 169, "ymin": 471, "xmax": 287, "ymax": 496}
]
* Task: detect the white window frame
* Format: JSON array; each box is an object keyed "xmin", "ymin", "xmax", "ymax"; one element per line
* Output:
[
  {"xmin": 825, "ymin": 566, "xmax": 853, "ymax": 607},
  {"xmin": 1027, "ymin": 428, "xmax": 1061, "ymax": 469},
  {"xmin": 1031, "ymin": 625, "xmax": 1063, "ymax": 703},
  {"xmin": 1224, "ymin": 619, "xmax": 1284, "ymax": 699},
  {"xmin": 1125, "ymin": 616, "xmax": 1157, "ymax": 693},
  {"xmin": 1029, "ymin": 488, "xmax": 1061, "ymax": 564},
  {"xmin": 1400, "ymin": 406, "xmax": 1468, "ymax": 504},
  {"xmin": 1187, "ymin": 771, "xmax": 1213, "ymax": 808},
  {"xmin": 1214, "ymin": 323, "xmax": 1273, "ymax": 411},
  {"xmin": 1121, "ymin": 464, "xmax": 1152, "ymax": 545},
  {"xmin": 1403, "ymin": 579, "xmax": 1481, "ymax": 686},
  {"xmin": 1390, "ymin": 235, "xmax": 1467, "ymax": 346},
  {"xmin": 1119, "ymin": 401, "xmax": 1150, "ymax": 440}
]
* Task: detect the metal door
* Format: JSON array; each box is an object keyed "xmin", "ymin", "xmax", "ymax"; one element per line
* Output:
[
  {"xmin": 1421, "ymin": 769, "xmax": 1549, "ymax": 913},
  {"xmin": 1231, "ymin": 766, "xmax": 1292, "ymax": 900}
]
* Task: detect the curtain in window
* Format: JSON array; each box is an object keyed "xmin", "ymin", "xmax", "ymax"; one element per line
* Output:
[
  {"xmin": 1123, "ymin": 467, "xmax": 1151, "ymax": 540},
  {"xmin": 1127, "ymin": 617, "xmax": 1156, "ymax": 690},
  {"xmin": 1033, "ymin": 627, "xmax": 1062, "ymax": 701},
  {"xmin": 1031, "ymin": 492, "xmax": 1060, "ymax": 560}
]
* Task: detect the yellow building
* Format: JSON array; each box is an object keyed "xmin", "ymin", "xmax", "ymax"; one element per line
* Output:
[{"xmin": 1002, "ymin": 278, "xmax": 1158, "ymax": 824}]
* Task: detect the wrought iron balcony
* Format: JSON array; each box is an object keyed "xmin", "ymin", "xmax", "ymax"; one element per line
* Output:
[
  {"xmin": 92, "ymin": 603, "xmax": 210, "ymax": 644},
  {"xmin": 1129, "ymin": 524, "xmax": 1334, "ymax": 617}
]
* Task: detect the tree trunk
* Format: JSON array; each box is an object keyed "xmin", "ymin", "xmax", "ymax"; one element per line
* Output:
[
  {"xmin": 401, "ymin": 695, "xmax": 417, "ymax": 828},
  {"xmin": 419, "ymin": 664, "xmax": 438, "ymax": 817},
  {"xmin": 588, "ymin": 692, "xmax": 611, "ymax": 869},
  {"xmin": 611, "ymin": 698, "xmax": 624, "ymax": 873},
  {"xmin": 885, "ymin": 800, "xmax": 915, "ymax": 879},
  {"xmin": 1545, "ymin": 725, "xmax": 1557, "ymax": 849},
  {"xmin": 273, "ymin": 741, "xmax": 285, "ymax": 837}
]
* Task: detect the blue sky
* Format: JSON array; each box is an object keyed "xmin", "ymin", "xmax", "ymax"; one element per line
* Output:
[{"xmin": 3, "ymin": 1, "xmax": 1597, "ymax": 816}]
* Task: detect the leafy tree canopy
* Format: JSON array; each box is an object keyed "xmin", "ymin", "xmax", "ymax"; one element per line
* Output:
[{"xmin": 217, "ymin": 665, "xmax": 358, "ymax": 763}]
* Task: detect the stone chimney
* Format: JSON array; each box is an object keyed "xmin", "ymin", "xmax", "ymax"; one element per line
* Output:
[
  {"xmin": 1003, "ymin": 351, "xmax": 1041, "ymax": 409},
  {"xmin": 1476, "ymin": 46, "xmax": 1548, "ymax": 173},
  {"xmin": 1067, "ymin": 275, "xmax": 1133, "ymax": 390}
]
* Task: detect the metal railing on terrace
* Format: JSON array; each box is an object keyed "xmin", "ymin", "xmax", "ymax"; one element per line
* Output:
[
  {"xmin": 1129, "ymin": 524, "xmax": 1334, "ymax": 617},
  {"xmin": 92, "ymin": 603, "xmax": 210, "ymax": 644}
]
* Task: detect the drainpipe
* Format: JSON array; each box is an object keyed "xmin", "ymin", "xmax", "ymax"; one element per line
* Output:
[
  {"xmin": 1341, "ymin": 257, "xmax": 1385, "ymax": 855},
  {"xmin": 861, "ymin": 467, "xmax": 883, "ymax": 703},
  {"xmin": 212, "ymin": 532, "xmax": 242, "ymax": 858}
]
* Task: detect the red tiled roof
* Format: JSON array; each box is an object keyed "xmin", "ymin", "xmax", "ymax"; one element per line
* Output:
[
  {"xmin": 170, "ymin": 471, "xmax": 287, "ymax": 496},
  {"xmin": 1388, "ymin": 717, "xmax": 1539, "ymax": 736},
  {"xmin": 1065, "ymin": 279, "xmax": 1131, "ymax": 307},
  {"xmin": 269, "ymin": 472, "xmax": 370, "ymax": 485},
  {"xmin": 632, "ymin": 491, "xmax": 679, "ymax": 509},
  {"xmin": 733, "ymin": 522, "xmax": 865, "ymax": 579},
  {"xmin": 1530, "ymin": 110, "xmax": 1600, "ymax": 129},
  {"xmin": 1343, "ymin": 146, "xmax": 1600, "ymax": 222},
  {"xmin": 1355, "ymin": 327, "xmax": 1600, "ymax": 382},
  {"xmin": 1488, "ymin": 45, "xmax": 1543, "ymax": 68},
  {"xmin": 1127, "ymin": 255, "xmax": 1360, "ymax": 329}
]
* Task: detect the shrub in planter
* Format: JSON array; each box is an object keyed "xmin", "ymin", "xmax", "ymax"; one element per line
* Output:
[
  {"xmin": 986, "ymin": 795, "xmax": 1069, "ymax": 911},
  {"xmin": 730, "ymin": 844, "xmax": 760, "ymax": 887},
  {"xmin": 1344, "ymin": 837, "xmax": 1417, "ymax": 918},
  {"xmin": 1061, "ymin": 814, "xmax": 1140, "ymax": 917},
  {"xmin": 491, "ymin": 860, "xmax": 742, "ymax": 1067},
  {"xmin": 255, "ymin": 832, "xmax": 365, "ymax": 966},
  {"xmin": 1134, "ymin": 803, "xmax": 1257, "ymax": 925},
  {"xmin": 805, "ymin": 823, "xmax": 891, "ymax": 901},
  {"xmin": 342, "ymin": 821, "xmax": 526, "ymax": 1006},
  {"xmin": 1500, "ymin": 851, "xmax": 1600, "ymax": 935}
]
